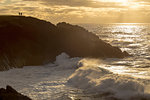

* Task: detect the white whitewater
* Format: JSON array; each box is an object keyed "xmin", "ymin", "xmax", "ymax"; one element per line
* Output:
[
  {"xmin": 0, "ymin": 53, "xmax": 150, "ymax": 100},
  {"xmin": 1, "ymin": 24, "xmax": 150, "ymax": 100},
  {"xmin": 67, "ymin": 58, "xmax": 150, "ymax": 100},
  {"xmin": 0, "ymin": 53, "xmax": 81, "ymax": 100}
]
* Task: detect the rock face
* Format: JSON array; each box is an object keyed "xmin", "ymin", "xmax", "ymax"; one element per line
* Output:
[
  {"xmin": 57, "ymin": 22, "xmax": 129, "ymax": 58},
  {"xmin": 0, "ymin": 16, "xmax": 129, "ymax": 70},
  {"xmin": 0, "ymin": 85, "xmax": 31, "ymax": 100}
]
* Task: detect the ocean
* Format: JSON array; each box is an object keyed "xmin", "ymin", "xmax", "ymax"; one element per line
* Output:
[{"xmin": 1, "ymin": 23, "xmax": 150, "ymax": 100}]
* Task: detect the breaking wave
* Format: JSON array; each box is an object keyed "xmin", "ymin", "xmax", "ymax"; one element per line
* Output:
[
  {"xmin": 67, "ymin": 59, "xmax": 150, "ymax": 100},
  {"xmin": 1, "ymin": 53, "xmax": 150, "ymax": 100}
]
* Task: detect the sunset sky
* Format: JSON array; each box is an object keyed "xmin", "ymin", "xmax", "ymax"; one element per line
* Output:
[{"xmin": 0, "ymin": 0, "xmax": 150, "ymax": 23}]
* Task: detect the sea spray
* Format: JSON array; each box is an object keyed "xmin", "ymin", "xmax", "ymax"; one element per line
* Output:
[
  {"xmin": 1, "ymin": 53, "xmax": 150, "ymax": 100},
  {"xmin": 0, "ymin": 53, "xmax": 82, "ymax": 100},
  {"xmin": 54, "ymin": 53, "xmax": 81, "ymax": 69},
  {"xmin": 67, "ymin": 59, "xmax": 150, "ymax": 100}
]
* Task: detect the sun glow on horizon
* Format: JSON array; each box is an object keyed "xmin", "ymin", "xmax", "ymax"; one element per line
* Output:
[
  {"xmin": 97, "ymin": 0, "xmax": 129, "ymax": 3},
  {"xmin": 110, "ymin": 0, "xmax": 128, "ymax": 2},
  {"xmin": 0, "ymin": 0, "xmax": 148, "ymax": 23},
  {"xmin": 96, "ymin": 0, "xmax": 141, "ymax": 9},
  {"xmin": 96, "ymin": 0, "xmax": 129, "ymax": 7}
]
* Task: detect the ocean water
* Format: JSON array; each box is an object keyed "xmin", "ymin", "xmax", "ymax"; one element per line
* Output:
[
  {"xmin": 1, "ymin": 23, "xmax": 150, "ymax": 100},
  {"xmin": 81, "ymin": 23, "xmax": 150, "ymax": 78}
]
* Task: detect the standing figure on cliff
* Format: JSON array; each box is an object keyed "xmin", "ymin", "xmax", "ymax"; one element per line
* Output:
[{"xmin": 19, "ymin": 12, "xmax": 23, "ymax": 16}]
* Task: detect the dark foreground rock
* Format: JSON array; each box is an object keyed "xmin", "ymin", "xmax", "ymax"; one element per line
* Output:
[
  {"xmin": 0, "ymin": 15, "xmax": 130, "ymax": 70},
  {"xmin": 0, "ymin": 85, "xmax": 31, "ymax": 100}
]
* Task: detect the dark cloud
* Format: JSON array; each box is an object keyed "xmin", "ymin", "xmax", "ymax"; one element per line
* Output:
[
  {"xmin": 1, "ymin": 0, "xmax": 150, "ymax": 23},
  {"xmin": 23, "ymin": 0, "xmax": 128, "ymax": 8},
  {"xmin": 23, "ymin": 0, "xmax": 91, "ymax": 7},
  {"xmin": 0, "ymin": 8, "xmax": 8, "ymax": 13}
]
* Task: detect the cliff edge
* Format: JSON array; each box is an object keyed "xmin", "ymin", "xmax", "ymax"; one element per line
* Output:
[{"xmin": 0, "ymin": 16, "xmax": 129, "ymax": 70}]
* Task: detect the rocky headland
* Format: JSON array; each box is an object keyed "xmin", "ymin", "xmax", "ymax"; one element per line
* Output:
[{"xmin": 0, "ymin": 16, "xmax": 129, "ymax": 70}]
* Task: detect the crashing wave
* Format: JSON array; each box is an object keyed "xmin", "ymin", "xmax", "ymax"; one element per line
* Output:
[{"xmin": 67, "ymin": 63, "xmax": 150, "ymax": 100}]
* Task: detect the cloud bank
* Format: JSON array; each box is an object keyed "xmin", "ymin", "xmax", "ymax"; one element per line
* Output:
[{"xmin": 0, "ymin": 0, "xmax": 150, "ymax": 23}]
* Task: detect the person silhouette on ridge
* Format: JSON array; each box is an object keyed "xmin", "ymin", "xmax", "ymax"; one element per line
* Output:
[{"xmin": 19, "ymin": 12, "xmax": 23, "ymax": 16}]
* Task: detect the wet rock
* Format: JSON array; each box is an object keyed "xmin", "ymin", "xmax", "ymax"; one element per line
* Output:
[{"xmin": 0, "ymin": 85, "xmax": 31, "ymax": 100}]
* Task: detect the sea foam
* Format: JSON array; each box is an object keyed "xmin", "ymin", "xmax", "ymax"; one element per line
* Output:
[
  {"xmin": 1, "ymin": 53, "xmax": 150, "ymax": 100},
  {"xmin": 67, "ymin": 59, "xmax": 150, "ymax": 100}
]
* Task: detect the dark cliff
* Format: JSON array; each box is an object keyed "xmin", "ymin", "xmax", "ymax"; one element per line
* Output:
[
  {"xmin": 0, "ymin": 16, "xmax": 129, "ymax": 70},
  {"xmin": 0, "ymin": 85, "xmax": 31, "ymax": 100}
]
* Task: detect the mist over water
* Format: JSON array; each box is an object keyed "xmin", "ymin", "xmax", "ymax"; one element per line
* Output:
[{"xmin": 1, "ymin": 23, "xmax": 150, "ymax": 100}]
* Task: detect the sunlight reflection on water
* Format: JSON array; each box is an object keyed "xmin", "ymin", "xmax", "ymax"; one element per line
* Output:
[
  {"xmin": 1, "ymin": 23, "xmax": 150, "ymax": 100},
  {"xmin": 81, "ymin": 23, "xmax": 150, "ymax": 79},
  {"xmin": 17, "ymin": 24, "xmax": 150, "ymax": 100}
]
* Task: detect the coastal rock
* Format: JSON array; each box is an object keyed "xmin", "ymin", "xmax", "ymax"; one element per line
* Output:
[
  {"xmin": 0, "ymin": 85, "xmax": 31, "ymax": 100},
  {"xmin": 0, "ymin": 16, "xmax": 130, "ymax": 70},
  {"xmin": 57, "ymin": 22, "xmax": 130, "ymax": 58}
]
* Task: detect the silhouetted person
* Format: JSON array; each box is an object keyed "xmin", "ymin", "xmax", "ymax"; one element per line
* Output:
[{"xmin": 19, "ymin": 12, "xmax": 23, "ymax": 16}]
